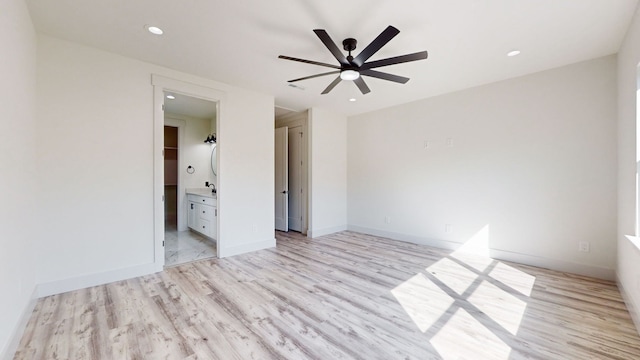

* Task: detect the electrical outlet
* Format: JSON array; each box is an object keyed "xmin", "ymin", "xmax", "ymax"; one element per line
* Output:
[
  {"xmin": 252, "ymin": 224, "xmax": 257, "ymax": 233},
  {"xmin": 385, "ymin": 216, "xmax": 391, "ymax": 224},
  {"xmin": 446, "ymin": 137, "xmax": 453, "ymax": 147},
  {"xmin": 578, "ymin": 241, "xmax": 590, "ymax": 253},
  {"xmin": 445, "ymin": 224, "xmax": 453, "ymax": 233},
  {"xmin": 424, "ymin": 140, "xmax": 430, "ymax": 149}
]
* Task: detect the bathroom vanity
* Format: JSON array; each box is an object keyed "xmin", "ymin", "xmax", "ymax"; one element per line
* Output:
[{"xmin": 186, "ymin": 189, "xmax": 217, "ymax": 240}]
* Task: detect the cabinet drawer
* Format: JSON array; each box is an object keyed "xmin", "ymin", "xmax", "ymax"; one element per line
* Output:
[
  {"xmin": 187, "ymin": 194, "xmax": 215, "ymax": 206},
  {"xmin": 199, "ymin": 205, "xmax": 214, "ymax": 219},
  {"xmin": 198, "ymin": 219, "xmax": 213, "ymax": 236}
]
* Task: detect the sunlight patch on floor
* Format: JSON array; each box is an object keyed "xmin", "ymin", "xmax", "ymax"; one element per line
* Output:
[
  {"xmin": 391, "ymin": 224, "xmax": 537, "ymax": 359},
  {"xmin": 391, "ymin": 273, "xmax": 455, "ymax": 332},
  {"xmin": 467, "ymin": 280, "xmax": 527, "ymax": 335},
  {"xmin": 427, "ymin": 257, "xmax": 479, "ymax": 296},
  {"xmin": 431, "ymin": 308, "xmax": 512, "ymax": 360},
  {"xmin": 489, "ymin": 261, "xmax": 536, "ymax": 296}
]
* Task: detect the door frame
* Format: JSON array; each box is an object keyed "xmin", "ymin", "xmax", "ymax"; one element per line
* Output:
[
  {"xmin": 287, "ymin": 125, "xmax": 304, "ymax": 232},
  {"xmin": 274, "ymin": 126, "xmax": 289, "ymax": 231},
  {"xmin": 152, "ymin": 75, "xmax": 226, "ymax": 270}
]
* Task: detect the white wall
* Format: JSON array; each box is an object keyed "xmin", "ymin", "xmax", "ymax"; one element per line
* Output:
[
  {"xmin": 348, "ymin": 56, "xmax": 618, "ymax": 279},
  {"xmin": 218, "ymin": 87, "xmax": 275, "ymax": 256},
  {"xmin": 36, "ymin": 35, "xmax": 274, "ymax": 293},
  {"xmin": 617, "ymin": 3, "xmax": 640, "ymax": 334},
  {"xmin": 308, "ymin": 107, "xmax": 348, "ymax": 237},
  {"xmin": 165, "ymin": 114, "xmax": 213, "ymax": 192},
  {"xmin": 0, "ymin": 0, "xmax": 38, "ymax": 357}
]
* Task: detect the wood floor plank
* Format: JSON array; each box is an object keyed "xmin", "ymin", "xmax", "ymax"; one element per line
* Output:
[{"xmin": 13, "ymin": 230, "xmax": 640, "ymax": 360}]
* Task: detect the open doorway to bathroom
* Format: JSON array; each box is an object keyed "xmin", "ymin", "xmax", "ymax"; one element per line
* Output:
[{"xmin": 163, "ymin": 91, "xmax": 218, "ymax": 266}]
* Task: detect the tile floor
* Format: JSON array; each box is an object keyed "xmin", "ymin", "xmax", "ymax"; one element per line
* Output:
[{"xmin": 164, "ymin": 224, "xmax": 217, "ymax": 267}]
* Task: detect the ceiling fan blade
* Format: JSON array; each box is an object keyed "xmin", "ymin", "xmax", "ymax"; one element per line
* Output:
[
  {"xmin": 279, "ymin": 55, "xmax": 341, "ymax": 69},
  {"xmin": 360, "ymin": 51, "xmax": 429, "ymax": 70},
  {"xmin": 360, "ymin": 51, "xmax": 428, "ymax": 70},
  {"xmin": 353, "ymin": 77, "xmax": 371, "ymax": 94},
  {"xmin": 360, "ymin": 69, "xmax": 410, "ymax": 84},
  {"xmin": 352, "ymin": 25, "xmax": 400, "ymax": 67},
  {"xmin": 321, "ymin": 76, "xmax": 343, "ymax": 94},
  {"xmin": 313, "ymin": 30, "xmax": 350, "ymax": 66},
  {"xmin": 288, "ymin": 71, "xmax": 340, "ymax": 83}
]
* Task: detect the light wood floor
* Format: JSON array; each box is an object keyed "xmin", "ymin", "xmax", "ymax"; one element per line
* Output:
[{"xmin": 14, "ymin": 231, "xmax": 640, "ymax": 359}]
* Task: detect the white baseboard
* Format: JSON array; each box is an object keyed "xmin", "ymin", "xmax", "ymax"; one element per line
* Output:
[
  {"xmin": 36, "ymin": 262, "xmax": 160, "ymax": 298},
  {"xmin": 347, "ymin": 225, "xmax": 461, "ymax": 250},
  {"xmin": 489, "ymin": 248, "xmax": 615, "ymax": 280},
  {"xmin": 347, "ymin": 225, "xmax": 615, "ymax": 280},
  {"xmin": 308, "ymin": 225, "xmax": 348, "ymax": 238},
  {"xmin": 1, "ymin": 287, "xmax": 38, "ymax": 360},
  {"xmin": 220, "ymin": 237, "xmax": 276, "ymax": 258},
  {"xmin": 618, "ymin": 274, "xmax": 640, "ymax": 337}
]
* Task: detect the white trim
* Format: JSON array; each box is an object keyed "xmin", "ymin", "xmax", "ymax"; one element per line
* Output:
[
  {"xmin": 489, "ymin": 248, "xmax": 615, "ymax": 280},
  {"xmin": 308, "ymin": 225, "xmax": 348, "ymax": 238},
  {"xmin": 347, "ymin": 225, "xmax": 461, "ymax": 250},
  {"xmin": 220, "ymin": 238, "xmax": 276, "ymax": 258},
  {"xmin": 36, "ymin": 263, "xmax": 159, "ymax": 298},
  {"xmin": 1, "ymin": 288, "xmax": 37, "ymax": 360},
  {"xmin": 347, "ymin": 225, "xmax": 616, "ymax": 280},
  {"xmin": 151, "ymin": 74, "xmax": 227, "ymax": 264},
  {"xmin": 618, "ymin": 274, "xmax": 640, "ymax": 337}
]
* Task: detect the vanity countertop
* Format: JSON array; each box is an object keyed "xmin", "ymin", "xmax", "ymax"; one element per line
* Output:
[{"xmin": 186, "ymin": 188, "xmax": 217, "ymax": 199}]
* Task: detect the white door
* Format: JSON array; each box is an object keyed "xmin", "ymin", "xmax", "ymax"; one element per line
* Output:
[
  {"xmin": 275, "ymin": 126, "xmax": 288, "ymax": 231},
  {"xmin": 288, "ymin": 126, "xmax": 302, "ymax": 232}
]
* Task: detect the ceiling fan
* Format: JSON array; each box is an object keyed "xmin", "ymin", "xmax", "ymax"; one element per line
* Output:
[{"xmin": 279, "ymin": 25, "xmax": 428, "ymax": 95}]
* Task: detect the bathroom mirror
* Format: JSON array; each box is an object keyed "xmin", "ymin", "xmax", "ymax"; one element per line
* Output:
[{"xmin": 210, "ymin": 144, "xmax": 217, "ymax": 176}]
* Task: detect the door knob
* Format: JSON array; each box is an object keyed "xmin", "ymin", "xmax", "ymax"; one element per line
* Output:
[{"xmin": 281, "ymin": 190, "xmax": 288, "ymax": 194}]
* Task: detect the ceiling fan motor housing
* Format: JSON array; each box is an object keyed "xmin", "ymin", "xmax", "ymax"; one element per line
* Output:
[
  {"xmin": 343, "ymin": 38, "xmax": 357, "ymax": 52},
  {"xmin": 342, "ymin": 38, "xmax": 358, "ymax": 65}
]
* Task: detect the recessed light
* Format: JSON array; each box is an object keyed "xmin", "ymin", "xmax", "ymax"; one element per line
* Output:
[
  {"xmin": 166, "ymin": 94, "xmax": 175, "ymax": 100},
  {"xmin": 349, "ymin": 98, "xmax": 357, "ymax": 102},
  {"xmin": 507, "ymin": 50, "xmax": 521, "ymax": 57},
  {"xmin": 147, "ymin": 25, "xmax": 164, "ymax": 35}
]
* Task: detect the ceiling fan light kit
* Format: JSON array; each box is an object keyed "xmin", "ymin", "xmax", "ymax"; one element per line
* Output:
[
  {"xmin": 340, "ymin": 70, "xmax": 360, "ymax": 81},
  {"xmin": 279, "ymin": 25, "xmax": 428, "ymax": 95}
]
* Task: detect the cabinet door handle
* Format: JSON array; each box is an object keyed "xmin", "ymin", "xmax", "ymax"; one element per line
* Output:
[{"xmin": 190, "ymin": 204, "xmax": 194, "ymax": 209}]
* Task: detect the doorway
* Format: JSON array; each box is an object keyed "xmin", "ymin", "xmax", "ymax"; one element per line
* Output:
[
  {"xmin": 160, "ymin": 86, "xmax": 220, "ymax": 266},
  {"xmin": 275, "ymin": 109, "xmax": 309, "ymax": 234},
  {"xmin": 153, "ymin": 75, "xmax": 227, "ymax": 267}
]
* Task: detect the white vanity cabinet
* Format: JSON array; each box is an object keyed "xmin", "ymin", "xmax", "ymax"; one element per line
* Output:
[{"xmin": 187, "ymin": 194, "xmax": 217, "ymax": 239}]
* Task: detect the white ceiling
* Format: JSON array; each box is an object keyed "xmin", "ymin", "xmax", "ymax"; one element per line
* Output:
[
  {"xmin": 26, "ymin": 0, "xmax": 638, "ymax": 116},
  {"xmin": 164, "ymin": 92, "xmax": 217, "ymax": 120}
]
